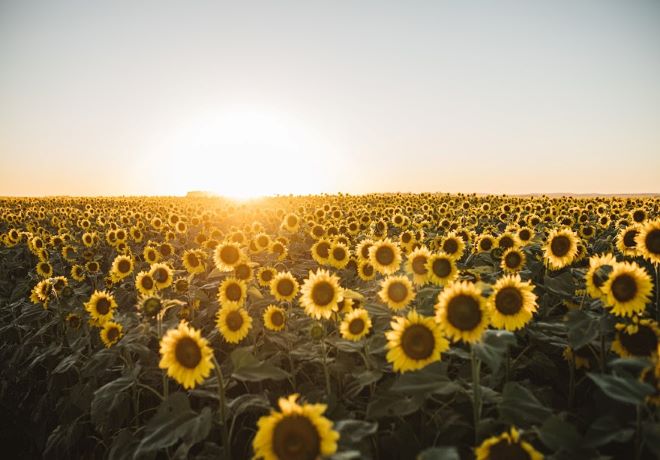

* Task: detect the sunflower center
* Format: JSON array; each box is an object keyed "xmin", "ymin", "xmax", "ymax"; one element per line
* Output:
[
  {"xmin": 261, "ymin": 270, "xmax": 274, "ymax": 282},
  {"xmin": 623, "ymin": 230, "xmax": 638, "ymax": 248},
  {"xmin": 519, "ymin": 229, "xmax": 531, "ymax": 241},
  {"xmin": 550, "ymin": 235, "xmax": 571, "ymax": 257},
  {"xmin": 499, "ymin": 236, "xmax": 514, "ymax": 249},
  {"xmin": 141, "ymin": 276, "xmax": 154, "ymax": 290},
  {"xmin": 387, "ymin": 282, "xmax": 409, "ymax": 303},
  {"xmin": 107, "ymin": 327, "xmax": 119, "ymax": 341},
  {"xmin": 277, "ymin": 279, "xmax": 295, "ymax": 297},
  {"xmin": 412, "ymin": 256, "xmax": 428, "ymax": 275},
  {"xmin": 349, "ymin": 318, "xmax": 365, "ymax": 335},
  {"xmin": 432, "ymin": 258, "xmax": 452, "ymax": 278},
  {"xmin": 592, "ymin": 265, "xmax": 613, "ymax": 288},
  {"xmin": 480, "ymin": 239, "xmax": 493, "ymax": 251},
  {"xmin": 362, "ymin": 264, "xmax": 374, "ymax": 277},
  {"xmin": 220, "ymin": 246, "xmax": 240, "ymax": 264},
  {"xmin": 633, "ymin": 210, "xmax": 645, "ymax": 222},
  {"xmin": 375, "ymin": 246, "xmax": 395, "ymax": 266},
  {"xmin": 187, "ymin": 254, "xmax": 199, "ymax": 267},
  {"xmin": 443, "ymin": 239, "xmax": 458, "ymax": 254},
  {"xmin": 225, "ymin": 283, "xmax": 243, "ymax": 302},
  {"xmin": 270, "ymin": 311, "xmax": 284, "ymax": 327},
  {"xmin": 400, "ymin": 324, "xmax": 435, "ymax": 360},
  {"xmin": 273, "ymin": 415, "xmax": 321, "ymax": 460},
  {"xmin": 235, "ymin": 264, "xmax": 251, "ymax": 280},
  {"xmin": 619, "ymin": 325, "xmax": 658, "ymax": 357},
  {"xmin": 360, "ymin": 244, "xmax": 372, "ymax": 259},
  {"xmin": 495, "ymin": 287, "xmax": 524, "ymax": 315},
  {"xmin": 611, "ymin": 274, "xmax": 638, "ymax": 302},
  {"xmin": 316, "ymin": 242, "xmax": 330, "ymax": 258},
  {"xmin": 645, "ymin": 229, "xmax": 660, "ymax": 254},
  {"xmin": 174, "ymin": 337, "xmax": 202, "ymax": 369},
  {"xmin": 226, "ymin": 310, "xmax": 244, "ymax": 331},
  {"xmin": 446, "ymin": 295, "xmax": 482, "ymax": 331},
  {"xmin": 258, "ymin": 236, "xmax": 269, "ymax": 247},
  {"xmin": 504, "ymin": 251, "xmax": 522, "ymax": 269},
  {"xmin": 311, "ymin": 281, "xmax": 335, "ymax": 307},
  {"xmin": 118, "ymin": 259, "xmax": 131, "ymax": 273},
  {"xmin": 154, "ymin": 268, "xmax": 169, "ymax": 283},
  {"xmin": 332, "ymin": 247, "xmax": 346, "ymax": 261},
  {"xmin": 488, "ymin": 440, "xmax": 531, "ymax": 460},
  {"xmin": 96, "ymin": 298, "xmax": 111, "ymax": 315}
]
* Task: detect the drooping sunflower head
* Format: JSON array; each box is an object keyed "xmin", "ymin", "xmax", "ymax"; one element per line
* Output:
[
  {"xmin": 84, "ymin": 290, "xmax": 117, "ymax": 324},
  {"xmin": 501, "ymin": 248, "xmax": 526, "ymax": 273},
  {"xmin": 300, "ymin": 269, "xmax": 344, "ymax": 320},
  {"xmin": 270, "ymin": 272, "xmax": 300, "ymax": 302},
  {"xmin": 426, "ymin": 253, "xmax": 458, "ymax": 286},
  {"xmin": 636, "ymin": 219, "xmax": 660, "ymax": 265},
  {"xmin": 149, "ymin": 263, "xmax": 174, "ymax": 290},
  {"xmin": 263, "ymin": 305, "xmax": 287, "ymax": 331},
  {"xmin": 584, "ymin": 253, "xmax": 616, "ymax": 301},
  {"xmin": 182, "ymin": 249, "xmax": 206, "ymax": 274},
  {"xmin": 138, "ymin": 294, "xmax": 163, "ymax": 318},
  {"xmin": 216, "ymin": 304, "xmax": 252, "ymax": 344},
  {"xmin": 252, "ymin": 394, "xmax": 339, "ymax": 460},
  {"xmin": 602, "ymin": 261, "xmax": 653, "ymax": 317},
  {"xmin": 475, "ymin": 426, "xmax": 543, "ymax": 460},
  {"xmin": 488, "ymin": 275, "xmax": 537, "ymax": 331},
  {"xmin": 213, "ymin": 242, "xmax": 245, "ymax": 271},
  {"xmin": 385, "ymin": 309, "xmax": 449, "ymax": 373},
  {"xmin": 435, "ymin": 281, "xmax": 489, "ymax": 343},
  {"xmin": 217, "ymin": 277, "xmax": 248, "ymax": 308},
  {"xmin": 311, "ymin": 238, "xmax": 332, "ymax": 266},
  {"xmin": 543, "ymin": 228, "xmax": 579, "ymax": 270},
  {"xmin": 405, "ymin": 246, "xmax": 432, "ymax": 285},
  {"xmin": 369, "ymin": 239, "xmax": 402, "ymax": 275},
  {"xmin": 100, "ymin": 321, "xmax": 123, "ymax": 348},
  {"xmin": 378, "ymin": 275, "xmax": 415, "ymax": 311},
  {"xmin": 159, "ymin": 321, "xmax": 214, "ymax": 389},
  {"xmin": 612, "ymin": 319, "xmax": 659, "ymax": 359},
  {"xmin": 340, "ymin": 308, "xmax": 372, "ymax": 341}
]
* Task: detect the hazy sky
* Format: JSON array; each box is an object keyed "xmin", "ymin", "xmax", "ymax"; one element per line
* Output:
[{"xmin": 1, "ymin": 0, "xmax": 659, "ymax": 197}]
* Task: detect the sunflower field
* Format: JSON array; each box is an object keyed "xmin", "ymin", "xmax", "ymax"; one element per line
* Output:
[{"xmin": 1, "ymin": 194, "xmax": 659, "ymax": 460}]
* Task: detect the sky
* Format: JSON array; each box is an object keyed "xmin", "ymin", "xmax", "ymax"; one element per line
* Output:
[{"xmin": 1, "ymin": 0, "xmax": 659, "ymax": 197}]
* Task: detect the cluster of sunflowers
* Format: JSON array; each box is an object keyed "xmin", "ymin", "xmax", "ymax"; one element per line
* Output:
[{"xmin": 1, "ymin": 193, "xmax": 659, "ymax": 459}]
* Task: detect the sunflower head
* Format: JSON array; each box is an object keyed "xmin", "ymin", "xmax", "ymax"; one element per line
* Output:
[
  {"xmin": 584, "ymin": 253, "xmax": 616, "ymax": 301},
  {"xmin": 149, "ymin": 263, "xmax": 174, "ymax": 289},
  {"xmin": 300, "ymin": 269, "xmax": 344, "ymax": 320},
  {"xmin": 100, "ymin": 321, "xmax": 123, "ymax": 348},
  {"xmin": 270, "ymin": 272, "xmax": 300, "ymax": 302},
  {"xmin": 501, "ymin": 248, "xmax": 526, "ymax": 273},
  {"xmin": 488, "ymin": 275, "xmax": 537, "ymax": 331},
  {"xmin": 340, "ymin": 308, "xmax": 372, "ymax": 341},
  {"xmin": 159, "ymin": 321, "xmax": 214, "ymax": 389},
  {"xmin": 435, "ymin": 281, "xmax": 489, "ymax": 343},
  {"xmin": 475, "ymin": 427, "xmax": 543, "ymax": 460},
  {"xmin": 385, "ymin": 310, "xmax": 449, "ymax": 372},
  {"xmin": 217, "ymin": 277, "xmax": 248, "ymax": 308},
  {"xmin": 426, "ymin": 253, "xmax": 458, "ymax": 286},
  {"xmin": 602, "ymin": 261, "xmax": 653, "ymax": 317},
  {"xmin": 543, "ymin": 228, "xmax": 579, "ymax": 270},
  {"xmin": 213, "ymin": 242, "xmax": 245, "ymax": 271},
  {"xmin": 405, "ymin": 246, "xmax": 432, "ymax": 285},
  {"xmin": 84, "ymin": 290, "xmax": 118, "ymax": 325},
  {"xmin": 216, "ymin": 304, "xmax": 252, "ymax": 344},
  {"xmin": 263, "ymin": 305, "xmax": 287, "ymax": 331},
  {"xmin": 257, "ymin": 266, "xmax": 277, "ymax": 287},
  {"xmin": 612, "ymin": 319, "xmax": 659, "ymax": 358},
  {"xmin": 636, "ymin": 219, "xmax": 660, "ymax": 264},
  {"xmin": 369, "ymin": 239, "xmax": 402, "ymax": 275},
  {"xmin": 378, "ymin": 275, "xmax": 415, "ymax": 311}
]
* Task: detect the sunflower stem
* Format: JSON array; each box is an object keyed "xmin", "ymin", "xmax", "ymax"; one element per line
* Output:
[
  {"xmin": 634, "ymin": 403, "xmax": 643, "ymax": 460},
  {"xmin": 211, "ymin": 355, "xmax": 231, "ymax": 460},
  {"xmin": 568, "ymin": 352, "xmax": 575, "ymax": 409},
  {"xmin": 157, "ymin": 313, "xmax": 169, "ymax": 398},
  {"xmin": 321, "ymin": 334, "xmax": 332, "ymax": 398},
  {"xmin": 654, "ymin": 264, "xmax": 659, "ymax": 322},
  {"xmin": 470, "ymin": 345, "xmax": 482, "ymax": 444}
]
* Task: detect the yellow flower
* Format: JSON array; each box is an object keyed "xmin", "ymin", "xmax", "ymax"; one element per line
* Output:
[
  {"xmin": 426, "ymin": 253, "xmax": 458, "ymax": 286},
  {"xmin": 311, "ymin": 238, "xmax": 332, "ymax": 266},
  {"xmin": 182, "ymin": 249, "xmax": 206, "ymax": 274},
  {"xmin": 263, "ymin": 305, "xmax": 287, "ymax": 331},
  {"xmin": 213, "ymin": 241, "xmax": 245, "ymax": 271},
  {"xmin": 369, "ymin": 238, "xmax": 402, "ymax": 275},
  {"xmin": 270, "ymin": 272, "xmax": 300, "ymax": 302},
  {"xmin": 339, "ymin": 308, "xmax": 372, "ymax": 341},
  {"xmin": 135, "ymin": 271, "xmax": 157, "ymax": 296},
  {"xmin": 328, "ymin": 242, "xmax": 351, "ymax": 269},
  {"xmin": 611, "ymin": 318, "xmax": 659, "ymax": 358},
  {"xmin": 386, "ymin": 310, "xmax": 449, "ymax": 372},
  {"xmin": 378, "ymin": 275, "xmax": 415, "ymax": 311},
  {"xmin": 636, "ymin": 219, "xmax": 660, "ymax": 264},
  {"xmin": 159, "ymin": 321, "xmax": 214, "ymax": 389},
  {"xmin": 257, "ymin": 266, "xmax": 277, "ymax": 287},
  {"xmin": 356, "ymin": 260, "xmax": 376, "ymax": 281},
  {"xmin": 253, "ymin": 394, "xmax": 339, "ymax": 460},
  {"xmin": 149, "ymin": 263, "xmax": 174, "ymax": 290},
  {"xmin": 488, "ymin": 275, "xmax": 537, "ymax": 331},
  {"xmin": 100, "ymin": 321, "xmax": 123, "ymax": 348},
  {"xmin": 501, "ymin": 248, "xmax": 526, "ymax": 273},
  {"xmin": 435, "ymin": 281, "xmax": 489, "ymax": 343},
  {"xmin": 300, "ymin": 269, "xmax": 344, "ymax": 320},
  {"xmin": 216, "ymin": 304, "xmax": 252, "ymax": 344},
  {"xmin": 84, "ymin": 290, "xmax": 117, "ymax": 325},
  {"xmin": 584, "ymin": 253, "xmax": 616, "ymax": 301},
  {"xmin": 475, "ymin": 427, "xmax": 543, "ymax": 460},
  {"xmin": 109, "ymin": 254, "xmax": 134, "ymax": 283},
  {"xmin": 405, "ymin": 246, "xmax": 432, "ymax": 285},
  {"xmin": 616, "ymin": 224, "xmax": 642, "ymax": 258},
  {"xmin": 602, "ymin": 261, "xmax": 653, "ymax": 317},
  {"xmin": 217, "ymin": 277, "xmax": 248, "ymax": 308},
  {"xmin": 543, "ymin": 228, "xmax": 580, "ymax": 270}
]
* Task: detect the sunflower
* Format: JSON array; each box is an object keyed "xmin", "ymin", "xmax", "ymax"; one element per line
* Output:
[
  {"xmin": 300, "ymin": 269, "xmax": 344, "ymax": 320},
  {"xmin": 253, "ymin": 394, "xmax": 339, "ymax": 460},
  {"xmin": 611, "ymin": 319, "xmax": 659, "ymax": 358},
  {"xmin": 426, "ymin": 253, "xmax": 458, "ymax": 286},
  {"xmin": 405, "ymin": 246, "xmax": 432, "ymax": 285},
  {"xmin": 497, "ymin": 232, "xmax": 519, "ymax": 251},
  {"xmin": 110, "ymin": 255, "xmax": 134, "ymax": 283},
  {"xmin": 435, "ymin": 281, "xmax": 489, "ymax": 343},
  {"xmin": 475, "ymin": 235, "xmax": 496, "ymax": 253},
  {"xmin": 138, "ymin": 294, "xmax": 163, "ymax": 318},
  {"xmin": 281, "ymin": 213, "xmax": 300, "ymax": 232},
  {"xmin": 270, "ymin": 272, "xmax": 300, "ymax": 302},
  {"xmin": 378, "ymin": 275, "xmax": 415, "ymax": 311},
  {"xmin": 355, "ymin": 238, "xmax": 375, "ymax": 261},
  {"xmin": 328, "ymin": 242, "xmax": 350, "ymax": 269},
  {"xmin": 136, "ymin": 271, "xmax": 157, "ymax": 296},
  {"xmin": 475, "ymin": 427, "xmax": 543, "ymax": 460},
  {"xmin": 147, "ymin": 263, "xmax": 172, "ymax": 290},
  {"xmin": 182, "ymin": 249, "xmax": 206, "ymax": 274},
  {"xmin": 616, "ymin": 225, "xmax": 641, "ymax": 258},
  {"xmin": 339, "ymin": 308, "xmax": 372, "ymax": 341},
  {"xmin": 543, "ymin": 228, "xmax": 579, "ymax": 270},
  {"xmin": 216, "ymin": 304, "xmax": 252, "ymax": 343},
  {"xmin": 233, "ymin": 262, "xmax": 254, "ymax": 281},
  {"xmin": 30, "ymin": 279, "xmax": 52, "ymax": 305},
  {"xmin": 36, "ymin": 260, "xmax": 53, "ymax": 278},
  {"xmin": 584, "ymin": 253, "xmax": 616, "ymax": 301},
  {"xmin": 563, "ymin": 346, "xmax": 591, "ymax": 370},
  {"xmin": 636, "ymin": 219, "xmax": 660, "ymax": 265},
  {"xmin": 217, "ymin": 277, "xmax": 248, "ymax": 308},
  {"xmin": 311, "ymin": 238, "xmax": 332, "ymax": 266},
  {"xmin": 100, "ymin": 321, "xmax": 123, "ymax": 348},
  {"xmin": 602, "ymin": 262, "xmax": 653, "ymax": 317},
  {"xmin": 213, "ymin": 241, "xmax": 245, "ymax": 271},
  {"xmin": 159, "ymin": 321, "xmax": 214, "ymax": 389},
  {"xmin": 488, "ymin": 275, "xmax": 537, "ymax": 331},
  {"xmin": 356, "ymin": 260, "xmax": 376, "ymax": 281},
  {"xmin": 66, "ymin": 313, "xmax": 82, "ymax": 330},
  {"xmin": 369, "ymin": 239, "xmax": 402, "ymax": 275},
  {"xmin": 255, "ymin": 267, "xmax": 276, "ymax": 288},
  {"xmin": 84, "ymin": 290, "xmax": 118, "ymax": 324},
  {"xmin": 385, "ymin": 310, "xmax": 449, "ymax": 372},
  {"xmin": 263, "ymin": 305, "xmax": 287, "ymax": 331},
  {"xmin": 440, "ymin": 232, "xmax": 465, "ymax": 259},
  {"xmin": 143, "ymin": 245, "xmax": 161, "ymax": 264}
]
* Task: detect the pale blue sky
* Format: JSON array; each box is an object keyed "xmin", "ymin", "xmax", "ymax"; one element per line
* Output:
[{"xmin": 1, "ymin": 0, "xmax": 659, "ymax": 196}]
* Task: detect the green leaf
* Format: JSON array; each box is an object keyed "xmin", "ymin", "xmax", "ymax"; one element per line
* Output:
[
  {"xmin": 334, "ymin": 419, "xmax": 378, "ymax": 447},
  {"xmin": 587, "ymin": 372, "xmax": 655, "ymax": 405},
  {"xmin": 565, "ymin": 310, "xmax": 600, "ymax": 349},
  {"xmin": 135, "ymin": 393, "xmax": 212, "ymax": 457},
  {"xmin": 544, "ymin": 271, "xmax": 575, "ymax": 297},
  {"xmin": 90, "ymin": 367, "xmax": 139, "ymax": 433},
  {"xmin": 643, "ymin": 422, "xmax": 660, "ymax": 457},
  {"xmin": 391, "ymin": 362, "xmax": 460, "ymax": 395},
  {"xmin": 538, "ymin": 415, "xmax": 581, "ymax": 452},
  {"xmin": 498, "ymin": 382, "xmax": 552, "ymax": 427},
  {"xmin": 474, "ymin": 330, "xmax": 516, "ymax": 372},
  {"xmin": 366, "ymin": 392, "xmax": 425, "ymax": 419},
  {"xmin": 232, "ymin": 360, "xmax": 291, "ymax": 382},
  {"xmin": 583, "ymin": 416, "xmax": 634, "ymax": 448},
  {"xmin": 416, "ymin": 447, "xmax": 460, "ymax": 460}
]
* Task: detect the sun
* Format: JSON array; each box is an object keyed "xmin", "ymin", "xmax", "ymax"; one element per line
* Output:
[{"xmin": 141, "ymin": 105, "xmax": 345, "ymax": 199}]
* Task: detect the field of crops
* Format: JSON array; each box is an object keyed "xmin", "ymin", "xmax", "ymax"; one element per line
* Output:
[{"xmin": 0, "ymin": 194, "xmax": 659, "ymax": 459}]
